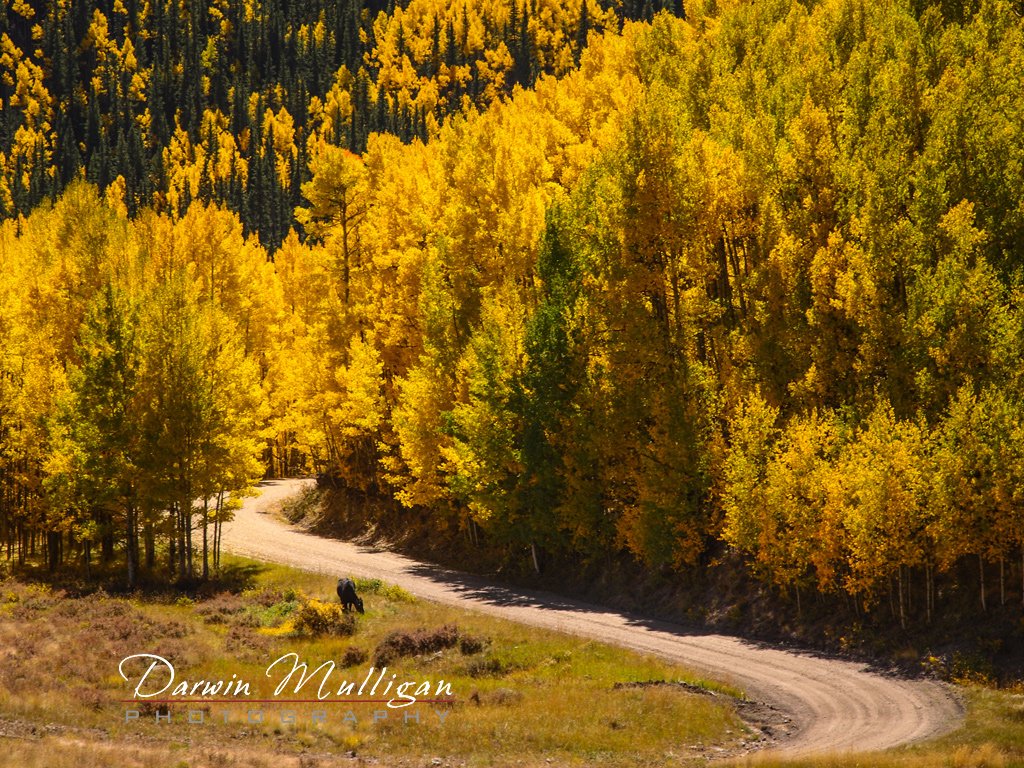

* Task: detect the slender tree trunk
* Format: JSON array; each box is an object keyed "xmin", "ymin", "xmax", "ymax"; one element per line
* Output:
[
  {"xmin": 907, "ymin": 565, "xmax": 913, "ymax": 614},
  {"xmin": 202, "ymin": 496, "xmax": 209, "ymax": 580},
  {"xmin": 1000, "ymin": 557, "xmax": 1005, "ymax": 606},
  {"xmin": 714, "ymin": 235, "xmax": 735, "ymax": 324},
  {"xmin": 126, "ymin": 500, "xmax": 138, "ymax": 590},
  {"xmin": 979, "ymin": 555, "xmax": 986, "ymax": 612},
  {"xmin": 101, "ymin": 512, "xmax": 114, "ymax": 563},
  {"xmin": 898, "ymin": 566, "xmax": 906, "ymax": 630},
  {"xmin": 888, "ymin": 575, "xmax": 897, "ymax": 621},
  {"xmin": 144, "ymin": 519, "xmax": 155, "ymax": 570},
  {"xmin": 179, "ymin": 505, "xmax": 187, "ymax": 580},
  {"xmin": 47, "ymin": 531, "xmax": 59, "ymax": 572},
  {"xmin": 530, "ymin": 542, "xmax": 541, "ymax": 575},
  {"xmin": 83, "ymin": 540, "xmax": 91, "ymax": 580},
  {"xmin": 214, "ymin": 491, "xmax": 224, "ymax": 572},
  {"xmin": 909, "ymin": 565, "xmax": 917, "ymax": 618},
  {"xmin": 169, "ymin": 507, "xmax": 177, "ymax": 575},
  {"xmin": 184, "ymin": 493, "xmax": 193, "ymax": 580},
  {"xmin": 925, "ymin": 563, "xmax": 932, "ymax": 625},
  {"xmin": 176, "ymin": 495, "xmax": 188, "ymax": 581}
]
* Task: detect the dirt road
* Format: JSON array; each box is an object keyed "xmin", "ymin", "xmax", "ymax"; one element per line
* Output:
[{"xmin": 221, "ymin": 479, "xmax": 963, "ymax": 756}]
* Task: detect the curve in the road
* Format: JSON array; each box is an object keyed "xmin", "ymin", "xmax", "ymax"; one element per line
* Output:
[{"xmin": 221, "ymin": 479, "xmax": 963, "ymax": 756}]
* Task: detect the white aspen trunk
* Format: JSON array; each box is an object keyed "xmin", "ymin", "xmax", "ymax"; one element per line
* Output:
[{"xmin": 202, "ymin": 496, "xmax": 209, "ymax": 581}]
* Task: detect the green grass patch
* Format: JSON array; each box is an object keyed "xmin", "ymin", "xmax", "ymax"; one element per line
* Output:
[{"xmin": 352, "ymin": 576, "xmax": 416, "ymax": 603}]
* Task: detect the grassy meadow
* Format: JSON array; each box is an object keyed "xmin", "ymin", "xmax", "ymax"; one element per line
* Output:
[
  {"xmin": 3, "ymin": 556, "xmax": 1024, "ymax": 767},
  {"xmin": 0, "ymin": 556, "xmax": 745, "ymax": 767}
]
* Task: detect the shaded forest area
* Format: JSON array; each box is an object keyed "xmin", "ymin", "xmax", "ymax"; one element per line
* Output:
[{"xmin": 2, "ymin": 0, "xmax": 1024, "ymax": 644}]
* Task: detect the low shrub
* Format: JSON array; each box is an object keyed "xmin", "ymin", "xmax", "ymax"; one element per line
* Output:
[
  {"xmin": 373, "ymin": 624, "xmax": 460, "ymax": 665},
  {"xmin": 292, "ymin": 598, "xmax": 357, "ymax": 636},
  {"xmin": 459, "ymin": 635, "xmax": 485, "ymax": 655},
  {"xmin": 341, "ymin": 646, "xmax": 368, "ymax": 667},
  {"xmin": 465, "ymin": 656, "xmax": 509, "ymax": 677}
]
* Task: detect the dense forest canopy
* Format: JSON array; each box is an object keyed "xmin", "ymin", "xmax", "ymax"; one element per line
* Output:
[
  {"xmin": 0, "ymin": 0, "xmax": 680, "ymax": 248},
  {"xmin": 1, "ymin": 0, "xmax": 1024, "ymax": 624}
]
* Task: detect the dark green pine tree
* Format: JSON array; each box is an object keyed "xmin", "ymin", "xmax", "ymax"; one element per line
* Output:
[
  {"xmin": 114, "ymin": 128, "xmax": 133, "ymax": 204},
  {"xmin": 350, "ymin": 68, "xmax": 372, "ymax": 151},
  {"xmin": 574, "ymin": 0, "xmax": 591, "ymax": 64},
  {"xmin": 10, "ymin": 153, "xmax": 24, "ymax": 213},
  {"xmin": 262, "ymin": 126, "xmax": 281, "ymax": 249},
  {"xmin": 429, "ymin": 14, "xmax": 441, "ymax": 73},
  {"xmin": 513, "ymin": 1, "xmax": 533, "ymax": 87},
  {"xmin": 228, "ymin": 152, "xmax": 244, "ymax": 214},
  {"xmin": 179, "ymin": 172, "xmax": 193, "ymax": 215},
  {"xmin": 515, "ymin": 207, "xmax": 586, "ymax": 556},
  {"xmin": 198, "ymin": 154, "xmax": 214, "ymax": 205},
  {"xmin": 445, "ymin": 18, "xmax": 459, "ymax": 66},
  {"xmin": 55, "ymin": 111, "xmax": 82, "ymax": 188}
]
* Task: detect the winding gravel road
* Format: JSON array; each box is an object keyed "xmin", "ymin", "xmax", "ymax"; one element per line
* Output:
[{"xmin": 221, "ymin": 479, "xmax": 963, "ymax": 756}]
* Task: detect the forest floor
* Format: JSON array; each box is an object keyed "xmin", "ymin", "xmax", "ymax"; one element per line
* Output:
[{"xmin": 221, "ymin": 480, "xmax": 965, "ymax": 759}]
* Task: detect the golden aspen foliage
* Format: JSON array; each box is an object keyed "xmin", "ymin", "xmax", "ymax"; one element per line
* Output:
[{"xmin": 2, "ymin": 0, "xmax": 1024, "ymax": 609}]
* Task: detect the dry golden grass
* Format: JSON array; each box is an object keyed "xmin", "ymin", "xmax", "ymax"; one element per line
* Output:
[
  {"xmin": 0, "ymin": 734, "xmax": 360, "ymax": 768},
  {"xmin": 0, "ymin": 557, "xmax": 744, "ymax": 766}
]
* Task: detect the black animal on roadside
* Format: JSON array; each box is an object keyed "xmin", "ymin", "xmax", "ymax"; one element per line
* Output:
[{"xmin": 337, "ymin": 578, "xmax": 364, "ymax": 614}]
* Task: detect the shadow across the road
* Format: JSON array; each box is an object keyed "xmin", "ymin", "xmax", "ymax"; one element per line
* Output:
[{"xmin": 263, "ymin": 477, "xmax": 924, "ymax": 680}]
